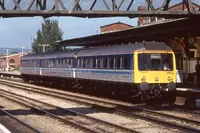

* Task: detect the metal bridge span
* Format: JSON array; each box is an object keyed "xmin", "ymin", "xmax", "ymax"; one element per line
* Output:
[{"xmin": 0, "ymin": 0, "xmax": 200, "ymax": 18}]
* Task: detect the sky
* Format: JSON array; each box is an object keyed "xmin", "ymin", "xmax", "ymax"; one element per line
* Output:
[
  {"xmin": 0, "ymin": 0, "xmax": 199, "ymax": 49},
  {"xmin": 0, "ymin": 17, "xmax": 137, "ymax": 49}
]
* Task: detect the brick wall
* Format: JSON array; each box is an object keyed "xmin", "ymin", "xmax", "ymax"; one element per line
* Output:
[
  {"xmin": 101, "ymin": 22, "xmax": 133, "ymax": 34},
  {"xmin": 169, "ymin": 3, "xmax": 199, "ymax": 11},
  {"xmin": 0, "ymin": 54, "xmax": 23, "ymax": 70},
  {"xmin": 137, "ymin": 2, "xmax": 200, "ymax": 26},
  {"xmin": 137, "ymin": 6, "xmax": 147, "ymax": 26},
  {"xmin": 7, "ymin": 54, "xmax": 21, "ymax": 68}
]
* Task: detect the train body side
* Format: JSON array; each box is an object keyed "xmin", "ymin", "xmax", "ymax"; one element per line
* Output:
[{"xmin": 20, "ymin": 42, "xmax": 179, "ymax": 86}]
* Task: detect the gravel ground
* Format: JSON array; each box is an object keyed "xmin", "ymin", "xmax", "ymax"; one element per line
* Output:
[
  {"xmin": 0, "ymin": 83, "xmax": 188, "ymax": 133},
  {"xmin": 0, "ymin": 97, "xmax": 83, "ymax": 133},
  {"xmin": 138, "ymin": 105, "xmax": 200, "ymax": 122}
]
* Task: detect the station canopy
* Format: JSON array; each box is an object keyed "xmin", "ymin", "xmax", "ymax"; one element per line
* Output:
[{"xmin": 58, "ymin": 17, "xmax": 200, "ymax": 47}]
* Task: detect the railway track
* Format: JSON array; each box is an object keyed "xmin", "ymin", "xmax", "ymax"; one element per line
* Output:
[
  {"xmin": 0, "ymin": 107, "xmax": 41, "ymax": 133},
  {"xmin": 0, "ymin": 89, "xmax": 138, "ymax": 133},
  {"xmin": 0, "ymin": 79, "xmax": 200, "ymax": 132}
]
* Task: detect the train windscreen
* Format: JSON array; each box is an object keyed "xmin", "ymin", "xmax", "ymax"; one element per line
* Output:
[{"xmin": 138, "ymin": 53, "xmax": 173, "ymax": 71}]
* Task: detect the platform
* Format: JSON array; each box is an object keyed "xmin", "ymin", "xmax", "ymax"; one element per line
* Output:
[
  {"xmin": 0, "ymin": 70, "xmax": 20, "ymax": 75},
  {"xmin": 0, "ymin": 70, "xmax": 21, "ymax": 78},
  {"xmin": 176, "ymin": 87, "xmax": 200, "ymax": 93},
  {"xmin": 175, "ymin": 86, "xmax": 200, "ymax": 108}
]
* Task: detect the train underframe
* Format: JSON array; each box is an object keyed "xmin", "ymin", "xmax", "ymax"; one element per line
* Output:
[
  {"xmin": 138, "ymin": 82, "xmax": 176, "ymax": 103},
  {"xmin": 21, "ymin": 74, "xmax": 176, "ymax": 103}
]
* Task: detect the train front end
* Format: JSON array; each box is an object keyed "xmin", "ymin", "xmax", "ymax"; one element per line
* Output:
[{"xmin": 134, "ymin": 50, "xmax": 176, "ymax": 100}]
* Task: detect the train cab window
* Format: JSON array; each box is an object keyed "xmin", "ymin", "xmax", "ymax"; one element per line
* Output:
[{"xmin": 138, "ymin": 53, "xmax": 173, "ymax": 71}]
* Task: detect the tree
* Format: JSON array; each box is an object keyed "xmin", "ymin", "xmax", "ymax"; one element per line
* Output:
[{"xmin": 32, "ymin": 19, "xmax": 63, "ymax": 53}]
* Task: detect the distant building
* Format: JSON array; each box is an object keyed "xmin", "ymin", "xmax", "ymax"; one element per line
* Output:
[
  {"xmin": 100, "ymin": 22, "xmax": 133, "ymax": 34},
  {"xmin": 0, "ymin": 53, "xmax": 24, "ymax": 71},
  {"xmin": 137, "ymin": 2, "xmax": 200, "ymax": 26},
  {"xmin": 137, "ymin": 2, "xmax": 200, "ymax": 77}
]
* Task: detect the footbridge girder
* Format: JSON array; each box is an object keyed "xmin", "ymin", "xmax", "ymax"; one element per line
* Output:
[{"xmin": 0, "ymin": 0, "xmax": 200, "ymax": 18}]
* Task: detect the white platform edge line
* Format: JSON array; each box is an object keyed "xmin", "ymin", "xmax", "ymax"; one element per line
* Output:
[
  {"xmin": 0, "ymin": 124, "xmax": 11, "ymax": 133},
  {"xmin": 176, "ymin": 88, "xmax": 188, "ymax": 91}
]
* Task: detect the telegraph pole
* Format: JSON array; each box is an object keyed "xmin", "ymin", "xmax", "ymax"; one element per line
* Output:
[{"xmin": 38, "ymin": 44, "xmax": 50, "ymax": 53}]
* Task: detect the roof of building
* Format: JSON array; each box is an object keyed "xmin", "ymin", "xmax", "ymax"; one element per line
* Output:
[
  {"xmin": 169, "ymin": 2, "xmax": 200, "ymax": 10},
  {"xmin": 100, "ymin": 22, "xmax": 133, "ymax": 28},
  {"xmin": 59, "ymin": 17, "xmax": 200, "ymax": 47},
  {"xmin": 0, "ymin": 53, "xmax": 23, "ymax": 59}
]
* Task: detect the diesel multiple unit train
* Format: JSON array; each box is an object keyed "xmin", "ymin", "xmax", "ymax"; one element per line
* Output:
[{"xmin": 20, "ymin": 42, "xmax": 181, "ymax": 101}]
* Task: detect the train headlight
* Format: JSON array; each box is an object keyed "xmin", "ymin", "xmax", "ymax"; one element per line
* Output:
[
  {"xmin": 141, "ymin": 76, "xmax": 146, "ymax": 82},
  {"xmin": 155, "ymin": 77, "xmax": 159, "ymax": 81},
  {"xmin": 167, "ymin": 76, "xmax": 172, "ymax": 81}
]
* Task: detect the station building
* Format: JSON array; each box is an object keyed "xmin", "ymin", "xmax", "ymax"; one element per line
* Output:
[
  {"xmin": 137, "ymin": 1, "xmax": 200, "ymax": 77},
  {"xmin": 0, "ymin": 53, "xmax": 24, "ymax": 71}
]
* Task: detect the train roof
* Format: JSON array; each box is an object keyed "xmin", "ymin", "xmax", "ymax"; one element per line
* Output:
[
  {"xmin": 21, "ymin": 42, "xmax": 172, "ymax": 60},
  {"xmin": 21, "ymin": 49, "xmax": 77, "ymax": 60},
  {"xmin": 20, "ymin": 53, "xmax": 43, "ymax": 60},
  {"xmin": 42, "ymin": 49, "xmax": 77, "ymax": 59},
  {"xmin": 77, "ymin": 42, "xmax": 172, "ymax": 57}
]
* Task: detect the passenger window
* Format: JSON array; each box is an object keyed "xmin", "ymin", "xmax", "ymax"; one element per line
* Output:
[
  {"xmin": 104, "ymin": 58, "xmax": 107, "ymax": 69},
  {"xmin": 69, "ymin": 59, "xmax": 71, "ymax": 66},
  {"xmin": 77, "ymin": 59, "xmax": 80, "ymax": 68},
  {"xmin": 86, "ymin": 59, "xmax": 91, "ymax": 68},
  {"xmin": 110, "ymin": 58, "xmax": 114, "ymax": 69},
  {"xmin": 120, "ymin": 56, "xmax": 129, "ymax": 69},
  {"xmin": 100, "ymin": 58, "xmax": 104, "ymax": 69},
  {"xmin": 114, "ymin": 57, "xmax": 120, "ymax": 69},
  {"xmin": 81, "ymin": 58, "xmax": 85, "ymax": 68},
  {"xmin": 63, "ymin": 59, "xmax": 65, "ymax": 65},
  {"xmin": 120, "ymin": 57, "xmax": 124, "ymax": 69},
  {"xmin": 96, "ymin": 58, "xmax": 99, "ymax": 69},
  {"xmin": 66, "ymin": 59, "xmax": 69, "ymax": 66},
  {"xmin": 91, "ymin": 58, "xmax": 95, "ymax": 68},
  {"xmin": 113, "ymin": 58, "xmax": 116, "ymax": 69},
  {"xmin": 107, "ymin": 58, "xmax": 110, "ymax": 69},
  {"xmin": 124, "ymin": 56, "xmax": 128, "ymax": 69}
]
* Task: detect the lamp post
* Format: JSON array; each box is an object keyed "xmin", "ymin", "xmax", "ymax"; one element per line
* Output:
[
  {"xmin": 38, "ymin": 44, "xmax": 50, "ymax": 53},
  {"xmin": 20, "ymin": 46, "xmax": 24, "ymax": 55},
  {"xmin": 5, "ymin": 49, "xmax": 10, "ymax": 72},
  {"xmin": 56, "ymin": 40, "xmax": 61, "ymax": 50}
]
